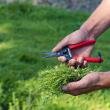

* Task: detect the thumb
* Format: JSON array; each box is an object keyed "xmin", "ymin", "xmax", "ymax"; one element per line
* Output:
[
  {"xmin": 52, "ymin": 30, "xmax": 86, "ymax": 52},
  {"xmin": 62, "ymin": 79, "xmax": 88, "ymax": 91},
  {"xmin": 52, "ymin": 37, "xmax": 69, "ymax": 52}
]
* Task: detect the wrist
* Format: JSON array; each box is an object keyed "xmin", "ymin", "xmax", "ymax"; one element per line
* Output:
[
  {"xmin": 80, "ymin": 24, "xmax": 97, "ymax": 41},
  {"xmin": 99, "ymin": 71, "xmax": 110, "ymax": 88}
]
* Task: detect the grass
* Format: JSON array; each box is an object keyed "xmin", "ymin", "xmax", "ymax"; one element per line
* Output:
[
  {"xmin": 38, "ymin": 64, "xmax": 101, "ymax": 105},
  {"xmin": 0, "ymin": 3, "xmax": 110, "ymax": 110}
]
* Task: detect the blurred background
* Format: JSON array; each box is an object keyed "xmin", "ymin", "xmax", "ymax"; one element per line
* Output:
[
  {"xmin": 1, "ymin": 0, "xmax": 101, "ymax": 12},
  {"xmin": 0, "ymin": 0, "xmax": 110, "ymax": 110}
]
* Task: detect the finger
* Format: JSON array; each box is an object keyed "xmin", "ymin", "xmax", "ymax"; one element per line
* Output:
[
  {"xmin": 66, "ymin": 85, "xmax": 103, "ymax": 96},
  {"xmin": 57, "ymin": 56, "xmax": 67, "ymax": 62},
  {"xmin": 82, "ymin": 60, "xmax": 88, "ymax": 68},
  {"xmin": 52, "ymin": 37, "xmax": 69, "ymax": 52},
  {"xmin": 76, "ymin": 85, "xmax": 103, "ymax": 95},
  {"xmin": 69, "ymin": 59, "xmax": 76, "ymax": 66},
  {"xmin": 62, "ymin": 79, "xmax": 89, "ymax": 91},
  {"xmin": 65, "ymin": 59, "xmax": 76, "ymax": 67},
  {"xmin": 62, "ymin": 81, "xmax": 81, "ymax": 91},
  {"xmin": 66, "ymin": 59, "xmax": 80, "ymax": 68},
  {"xmin": 67, "ymin": 81, "xmax": 86, "ymax": 91},
  {"xmin": 76, "ymin": 56, "xmax": 84, "ymax": 67}
]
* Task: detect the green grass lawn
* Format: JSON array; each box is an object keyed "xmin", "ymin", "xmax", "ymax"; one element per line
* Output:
[{"xmin": 0, "ymin": 3, "xmax": 110, "ymax": 110}]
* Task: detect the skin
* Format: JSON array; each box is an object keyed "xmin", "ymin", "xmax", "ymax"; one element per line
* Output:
[
  {"xmin": 52, "ymin": 0, "xmax": 110, "ymax": 95},
  {"xmin": 62, "ymin": 72, "xmax": 110, "ymax": 96}
]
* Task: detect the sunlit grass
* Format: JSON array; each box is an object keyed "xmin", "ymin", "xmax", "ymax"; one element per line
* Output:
[
  {"xmin": 0, "ymin": 23, "xmax": 12, "ymax": 34},
  {"xmin": 0, "ymin": 42, "xmax": 13, "ymax": 49}
]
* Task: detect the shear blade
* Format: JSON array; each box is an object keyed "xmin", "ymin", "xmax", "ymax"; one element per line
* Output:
[
  {"xmin": 41, "ymin": 54, "xmax": 58, "ymax": 59},
  {"xmin": 40, "ymin": 52, "xmax": 54, "ymax": 54},
  {"xmin": 41, "ymin": 52, "xmax": 59, "ymax": 59}
]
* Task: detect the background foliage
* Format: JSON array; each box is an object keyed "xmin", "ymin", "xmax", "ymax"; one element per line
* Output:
[
  {"xmin": 0, "ymin": 0, "xmax": 101, "ymax": 12},
  {"xmin": 0, "ymin": 2, "xmax": 110, "ymax": 110}
]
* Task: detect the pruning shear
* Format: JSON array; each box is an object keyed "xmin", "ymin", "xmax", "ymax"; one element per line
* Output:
[{"xmin": 41, "ymin": 40, "xmax": 103, "ymax": 63}]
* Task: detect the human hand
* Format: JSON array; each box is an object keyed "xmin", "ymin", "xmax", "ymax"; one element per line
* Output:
[
  {"xmin": 52, "ymin": 29, "xmax": 95, "ymax": 68},
  {"xmin": 62, "ymin": 72, "xmax": 109, "ymax": 96}
]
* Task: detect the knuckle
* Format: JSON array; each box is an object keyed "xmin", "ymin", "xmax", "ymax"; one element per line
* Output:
[
  {"xmin": 76, "ymin": 57, "xmax": 84, "ymax": 67},
  {"xmin": 57, "ymin": 41, "xmax": 62, "ymax": 45},
  {"xmin": 57, "ymin": 41, "xmax": 64, "ymax": 49},
  {"xmin": 67, "ymin": 83, "xmax": 73, "ymax": 91},
  {"xmin": 83, "ymin": 60, "xmax": 88, "ymax": 68},
  {"xmin": 57, "ymin": 56, "xmax": 66, "ymax": 62},
  {"xmin": 67, "ymin": 83, "xmax": 77, "ymax": 91},
  {"xmin": 66, "ymin": 35, "xmax": 72, "ymax": 44},
  {"xmin": 65, "ymin": 35, "xmax": 70, "ymax": 40},
  {"xmin": 69, "ymin": 59, "xmax": 76, "ymax": 66},
  {"xmin": 78, "ymin": 56, "xmax": 84, "ymax": 63}
]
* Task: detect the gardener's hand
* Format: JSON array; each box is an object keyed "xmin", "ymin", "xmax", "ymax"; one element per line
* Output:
[
  {"xmin": 52, "ymin": 29, "xmax": 95, "ymax": 68},
  {"xmin": 62, "ymin": 72, "xmax": 110, "ymax": 96}
]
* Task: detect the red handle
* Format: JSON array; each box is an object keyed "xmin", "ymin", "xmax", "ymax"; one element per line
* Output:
[
  {"xmin": 73, "ymin": 56, "xmax": 103, "ymax": 63},
  {"xmin": 69, "ymin": 40, "xmax": 96, "ymax": 50}
]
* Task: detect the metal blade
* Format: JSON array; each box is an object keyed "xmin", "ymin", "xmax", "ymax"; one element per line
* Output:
[
  {"xmin": 41, "ymin": 52, "xmax": 56, "ymax": 59},
  {"xmin": 41, "ymin": 50, "xmax": 64, "ymax": 59},
  {"xmin": 40, "ymin": 52, "xmax": 54, "ymax": 55},
  {"xmin": 41, "ymin": 54, "xmax": 58, "ymax": 59}
]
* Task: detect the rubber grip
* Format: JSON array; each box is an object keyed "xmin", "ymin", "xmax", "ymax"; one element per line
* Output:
[
  {"xmin": 73, "ymin": 56, "xmax": 103, "ymax": 63},
  {"xmin": 69, "ymin": 40, "xmax": 96, "ymax": 50}
]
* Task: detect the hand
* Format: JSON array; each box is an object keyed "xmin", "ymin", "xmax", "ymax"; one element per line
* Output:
[
  {"xmin": 52, "ymin": 29, "xmax": 95, "ymax": 68},
  {"xmin": 61, "ymin": 72, "xmax": 109, "ymax": 96}
]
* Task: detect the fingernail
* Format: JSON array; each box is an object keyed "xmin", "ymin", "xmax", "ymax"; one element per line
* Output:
[{"xmin": 62, "ymin": 85, "xmax": 68, "ymax": 91}]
